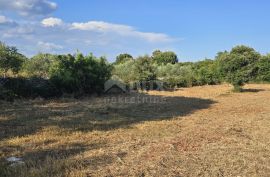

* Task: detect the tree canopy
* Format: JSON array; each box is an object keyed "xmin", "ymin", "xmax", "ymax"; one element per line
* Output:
[
  {"xmin": 115, "ymin": 53, "xmax": 133, "ymax": 64},
  {"xmin": 23, "ymin": 53, "xmax": 57, "ymax": 78},
  {"xmin": 50, "ymin": 53, "xmax": 112, "ymax": 94},
  {"xmin": 217, "ymin": 45, "xmax": 260, "ymax": 91},
  {"xmin": 1, "ymin": 42, "xmax": 270, "ymax": 100},
  {"xmin": 152, "ymin": 50, "xmax": 178, "ymax": 65},
  {"xmin": 0, "ymin": 42, "xmax": 25, "ymax": 77}
]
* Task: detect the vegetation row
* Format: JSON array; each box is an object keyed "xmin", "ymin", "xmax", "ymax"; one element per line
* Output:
[{"xmin": 1, "ymin": 42, "xmax": 270, "ymax": 100}]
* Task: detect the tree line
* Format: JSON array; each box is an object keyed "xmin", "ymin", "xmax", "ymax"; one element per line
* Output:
[
  {"xmin": 0, "ymin": 42, "xmax": 112, "ymax": 100},
  {"xmin": 0, "ymin": 41, "xmax": 270, "ymax": 100},
  {"xmin": 113, "ymin": 47, "xmax": 270, "ymax": 91}
]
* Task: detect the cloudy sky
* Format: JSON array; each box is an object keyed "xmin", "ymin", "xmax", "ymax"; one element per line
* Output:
[{"xmin": 0, "ymin": 0, "xmax": 270, "ymax": 61}]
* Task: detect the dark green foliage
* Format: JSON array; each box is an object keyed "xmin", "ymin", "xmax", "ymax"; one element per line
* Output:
[
  {"xmin": 0, "ymin": 42, "xmax": 26, "ymax": 77},
  {"xmin": 50, "ymin": 53, "xmax": 112, "ymax": 95},
  {"xmin": 115, "ymin": 53, "xmax": 133, "ymax": 64},
  {"xmin": 156, "ymin": 63, "xmax": 195, "ymax": 88},
  {"xmin": 112, "ymin": 60, "xmax": 137, "ymax": 83},
  {"xmin": 0, "ymin": 52, "xmax": 112, "ymax": 100},
  {"xmin": 152, "ymin": 50, "xmax": 178, "ymax": 65},
  {"xmin": 134, "ymin": 56, "xmax": 156, "ymax": 81},
  {"xmin": 217, "ymin": 45, "xmax": 261, "ymax": 91},
  {"xmin": 193, "ymin": 59, "xmax": 221, "ymax": 86},
  {"xmin": 1, "ymin": 40, "xmax": 270, "ymax": 100},
  {"xmin": 155, "ymin": 60, "xmax": 221, "ymax": 88},
  {"xmin": 254, "ymin": 54, "xmax": 270, "ymax": 82},
  {"xmin": 23, "ymin": 53, "xmax": 58, "ymax": 78},
  {"xmin": 0, "ymin": 87, "xmax": 15, "ymax": 102},
  {"xmin": 0, "ymin": 77, "xmax": 61, "ymax": 99}
]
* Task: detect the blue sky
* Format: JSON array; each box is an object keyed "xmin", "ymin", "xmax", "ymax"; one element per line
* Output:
[{"xmin": 0, "ymin": 0, "xmax": 270, "ymax": 62}]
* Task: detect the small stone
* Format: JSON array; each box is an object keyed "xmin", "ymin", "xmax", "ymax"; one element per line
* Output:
[
  {"xmin": 10, "ymin": 161, "xmax": 25, "ymax": 167},
  {"xmin": 6, "ymin": 157, "xmax": 22, "ymax": 162}
]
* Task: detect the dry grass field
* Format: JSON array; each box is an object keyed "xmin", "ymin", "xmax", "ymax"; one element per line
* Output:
[{"xmin": 1, "ymin": 84, "xmax": 270, "ymax": 177}]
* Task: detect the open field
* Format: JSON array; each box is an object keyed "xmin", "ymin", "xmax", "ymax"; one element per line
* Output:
[{"xmin": 1, "ymin": 84, "xmax": 270, "ymax": 177}]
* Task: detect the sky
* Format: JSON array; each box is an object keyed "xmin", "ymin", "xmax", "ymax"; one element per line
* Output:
[{"xmin": 0, "ymin": 0, "xmax": 270, "ymax": 62}]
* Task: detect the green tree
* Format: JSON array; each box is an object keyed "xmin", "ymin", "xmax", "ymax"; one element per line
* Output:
[
  {"xmin": 217, "ymin": 45, "xmax": 260, "ymax": 91},
  {"xmin": 0, "ymin": 42, "xmax": 25, "ymax": 77},
  {"xmin": 115, "ymin": 53, "xmax": 133, "ymax": 64},
  {"xmin": 50, "ymin": 53, "xmax": 112, "ymax": 94},
  {"xmin": 193, "ymin": 59, "xmax": 221, "ymax": 85},
  {"xmin": 152, "ymin": 50, "xmax": 162, "ymax": 57},
  {"xmin": 23, "ymin": 53, "xmax": 57, "ymax": 78},
  {"xmin": 156, "ymin": 63, "xmax": 195, "ymax": 88},
  {"xmin": 112, "ymin": 59, "xmax": 137, "ymax": 83},
  {"xmin": 152, "ymin": 50, "xmax": 178, "ymax": 65},
  {"xmin": 134, "ymin": 55, "xmax": 156, "ymax": 81},
  {"xmin": 254, "ymin": 54, "xmax": 270, "ymax": 82}
]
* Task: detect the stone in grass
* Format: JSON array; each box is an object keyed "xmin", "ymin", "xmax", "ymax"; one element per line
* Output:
[{"xmin": 6, "ymin": 157, "xmax": 25, "ymax": 167}]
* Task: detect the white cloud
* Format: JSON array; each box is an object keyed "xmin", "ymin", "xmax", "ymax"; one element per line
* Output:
[
  {"xmin": 0, "ymin": 15, "xmax": 17, "ymax": 26},
  {"xmin": 38, "ymin": 41, "xmax": 63, "ymax": 52},
  {"xmin": 71, "ymin": 21, "xmax": 173, "ymax": 43},
  {"xmin": 0, "ymin": 16, "xmax": 177, "ymax": 59},
  {"xmin": 0, "ymin": 0, "xmax": 57, "ymax": 16},
  {"xmin": 0, "ymin": 15, "xmax": 9, "ymax": 23},
  {"xmin": 41, "ymin": 17, "xmax": 63, "ymax": 27},
  {"xmin": 2, "ymin": 25, "xmax": 34, "ymax": 38},
  {"xmin": 71, "ymin": 21, "xmax": 133, "ymax": 32}
]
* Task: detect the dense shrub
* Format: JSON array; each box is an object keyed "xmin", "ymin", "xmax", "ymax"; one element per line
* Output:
[
  {"xmin": 114, "ymin": 53, "xmax": 133, "ymax": 64},
  {"xmin": 113, "ymin": 51, "xmax": 223, "ymax": 89},
  {"xmin": 134, "ymin": 56, "xmax": 156, "ymax": 81},
  {"xmin": 0, "ymin": 77, "xmax": 61, "ymax": 99},
  {"xmin": 152, "ymin": 50, "xmax": 178, "ymax": 65},
  {"xmin": 0, "ymin": 87, "xmax": 16, "ymax": 101},
  {"xmin": 254, "ymin": 55, "xmax": 270, "ymax": 82},
  {"xmin": 0, "ymin": 53, "xmax": 112, "ymax": 100},
  {"xmin": 217, "ymin": 45, "xmax": 261, "ymax": 91},
  {"xmin": 156, "ymin": 64, "xmax": 195, "ymax": 88},
  {"xmin": 1, "ymin": 41, "xmax": 270, "ymax": 99},
  {"xmin": 193, "ymin": 60, "xmax": 221, "ymax": 86},
  {"xmin": 22, "ymin": 53, "xmax": 58, "ymax": 78},
  {"xmin": 50, "ymin": 53, "xmax": 112, "ymax": 95},
  {"xmin": 0, "ymin": 42, "xmax": 26, "ymax": 77},
  {"xmin": 112, "ymin": 60, "xmax": 137, "ymax": 84}
]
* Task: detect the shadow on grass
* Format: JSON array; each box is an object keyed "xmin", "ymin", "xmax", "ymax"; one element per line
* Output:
[
  {"xmin": 0, "ymin": 142, "xmax": 115, "ymax": 177},
  {"xmin": 23, "ymin": 142, "xmax": 104, "ymax": 162},
  {"xmin": 0, "ymin": 93, "xmax": 216, "ymax": 140},
  {"xmin": 0, "ymin": 93, "xmax": 216, "ymax": 176},
  {"xmin": 241, "ymin": 88, "xmax": 265, "ymax": 93}
]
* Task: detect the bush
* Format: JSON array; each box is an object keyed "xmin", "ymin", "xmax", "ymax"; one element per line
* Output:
[
  {"xmin": 156, "ymin": 63, "xmax": 196, "ymax": 88},
  {"xmin": 0, "ymin": 77, "xmax": 61, "ymax": 99},
  {"xmin": 217, "ymin": 45, "xmax": 260, "ymax": 91},
  {"xmin": 254, "ymin": 55, "xmax": 270, "ymax": 82},
  {"xmin": 2, "ymin": 41, "xmax": 270, "ymax": 98},
  {"xmin": 193, "ymin": 60, "xmax": 221, "ymax": 86},
  {"xmin": 112, "ymin": 60, "xmax": 137, "ymax": 84},
  {"xmin": 0, "ymin": 87, "xmax": 16, "ymax": 101},
  {"xmin": 152, "ymin": 50, "xmax": 178, "ymax": 65},
  {"xmin": 22, "ymin": 53, "xmax": 58, "ymax": 78},
  {"xmin": 134, "ymin": 56, "xmax": 156, "ymax": 81},
  {"xmin": 50, "ymin": 53, "xmax": 112, "ymax": 95},
  {"xmin": 0, "ymin": 42, "xmax": 26, "ymax": 77},
  {"xmin": 114, "ymin": 53, "xmax": 133, "ymax": 64}
]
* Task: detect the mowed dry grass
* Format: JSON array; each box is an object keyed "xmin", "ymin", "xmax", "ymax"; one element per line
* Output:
[{"xmin": 1, "ymin": 84, "xmax": 270, "ymax": 176}]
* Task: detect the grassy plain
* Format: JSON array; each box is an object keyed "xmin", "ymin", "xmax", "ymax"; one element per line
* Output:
[{"xmin": 1, "ymin": 84, "xmax": 270, "ymax": 176}]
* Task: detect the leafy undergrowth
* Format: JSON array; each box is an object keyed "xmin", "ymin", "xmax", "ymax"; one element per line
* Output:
[{"xmin": 1, "ymin": 84, "xmax": 270, "ymax": 176}]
